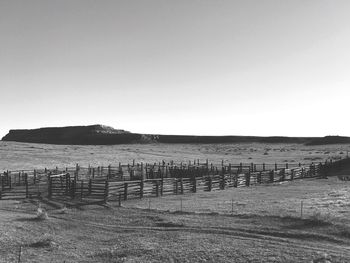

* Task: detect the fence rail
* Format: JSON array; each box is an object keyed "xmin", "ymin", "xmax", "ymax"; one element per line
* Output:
[{"xmin": 0, "ymin": 157, "xmax": 347, "ymax": 204}]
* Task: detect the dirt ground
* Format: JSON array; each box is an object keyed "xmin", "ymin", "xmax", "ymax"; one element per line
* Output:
[{"xmin": 1, "ymin": 176, "xmax": 350, "ymax": 262}]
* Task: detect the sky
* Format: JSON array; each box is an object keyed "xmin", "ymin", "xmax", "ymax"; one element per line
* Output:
[{"xmin": 0, "ymin": 0, "xmax": 350, "ymax": 137}]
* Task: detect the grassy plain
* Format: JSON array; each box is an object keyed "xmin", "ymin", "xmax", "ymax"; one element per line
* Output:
[
  {"xmin": 1, "ymin": 141, "xmax": 349, "ymax": 170},
  {"xmin": 1, "ymin": 141, "xmax": 350, "ymax": 262}
]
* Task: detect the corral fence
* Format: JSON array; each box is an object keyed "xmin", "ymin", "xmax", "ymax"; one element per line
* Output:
[{"xmin": 0, "ymin": 157, "xmax": 348, "ymax": 204}]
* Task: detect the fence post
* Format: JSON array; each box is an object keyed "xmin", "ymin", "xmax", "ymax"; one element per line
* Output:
[
  {"xmin": 257, "ymin": 171, "xmax": 262, "ymax": 184},
  {"xmin": 119, "ymin": 162, "xmax": 122, "ymax": 175},
  {"xmin": 18, "ymin": 245, "xmax": 22, "ymax": 263},
  {"xmin": 160, "ymin": 177, "xmax": 164, "ymax": 196},
  {"xmin": 270, "ymin": 170, "xmax": 274, "ymax": 183},
  {"xmin": 130, "ymin": 168, "xmax": 134, "ymax": 180},
  {"xmin": 192, "ymin": 176, "xmax": 197, "ymax": 193},
  {"xmin": 124, "ymin": 183, "xmax": 128, "ymax": 200},
  {"xmin": 118, "ymin": 194, "xmax": 122, "ymax": 207},
  {"xmin": 25, "ymin": 173, "xmax": 28, "ymax": 198},
  {"xmin": 155, "ymin": 181, "xmax": 159, "ymax": 197},
  {"xmin": 180, "ymin": 178, "xmax": 184, "ymax": 194},
  {"xmin": 75, "ymin": 164, "xmax": 79, "ymax": 179},
  {"xmin": 141, "ymin": 162, "xmax": 144, "ymax": 179},
  {"xmin": 220, "ymin": 173, "xmax": 225, "ymax": 190},
  {"xmin": 140, "ymin": 178, "xmax": 144, "ymax": 199},
  {"xmin": 103, "ymin": 180, "xmax": 109, "ymax": 203},
  {"xmin": 280, "ymin": 168, "xmax": 285, "ymax": 181},
  {"xmin": 71, "ymin": 179, "xmax": 75, "ymax": 199},
  {"xmin": 208, "ymin": 177, "xmax": 212, "ymax": 191},
  {"xmin": 175, "ymin": 179, "xmax": 178, "ymax": 194},
  {"xmin": 88, "ymin": 179, "xmax": 92, "ymax": 195},
  {"xmin": 309, "ymin": 163, "xmax": 314, "ymax": 177},
  {"xmin": 244, "ymin": 170, "xmax": 250, "ymax": 186},
  {"xmin": 65, "ymin": 173, "xmax": 70, "ymax": 195},
  {"xmin": 81, "ymin": 181, "xmax": 84, "ymax": 200},
  {"xmin": 48, "ymin": 176, "xmax": 52, "ymax": 199},
  {"xmin": 34, "ymin": 169, "xmax": 36, "ymax": 185},
  {"xmin": 108, "ymin": 165, "xmax": 111, "ymax": 179}
]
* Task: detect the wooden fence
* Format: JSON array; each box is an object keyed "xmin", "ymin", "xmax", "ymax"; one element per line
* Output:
[{"xmin": 0, "ymin": 157, "xmax": 347, "ymax": 203}]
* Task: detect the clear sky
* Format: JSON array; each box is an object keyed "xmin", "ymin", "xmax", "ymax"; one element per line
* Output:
[{"xmin": 1, "ymin": 0, "xmax": 349, "ymax": 138}]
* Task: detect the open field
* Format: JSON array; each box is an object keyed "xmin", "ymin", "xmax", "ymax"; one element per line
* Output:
[
  {"xmin": 1, "ymin": 141, "xmax": 350, "ymax": 262},
  {"xmin": 125, "ymin": 177, "xmax": 350, "ymax": 223},
  {"xmin": 1, "ymin": 141, "xmax": 350, "ymax": 171},
  {"xmin": 1, "ymin": 176, "xmax": 350, "ymax": 262}
]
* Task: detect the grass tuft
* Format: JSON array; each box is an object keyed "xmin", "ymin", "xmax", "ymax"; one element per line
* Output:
[
  {"xmin": 312, "ymin": 253, "xmax": 332, "ymax": 263},
  {"xmin": 309, "ymin": 211, "xmax": 332, "ymax": 225},
  {"xmin": 28, "ymin": 237, "xmax": 54, "ymax": 248}
]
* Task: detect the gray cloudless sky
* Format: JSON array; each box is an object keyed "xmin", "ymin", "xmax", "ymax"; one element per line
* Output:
[{"xmin": 1, "ymin": 0, "xmax": 350, "ymax": 137}]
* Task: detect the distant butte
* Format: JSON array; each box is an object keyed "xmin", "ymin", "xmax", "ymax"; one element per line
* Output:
[{"xmin": 2, "ymin": 125, "xmax": 350, "ymax": 145}]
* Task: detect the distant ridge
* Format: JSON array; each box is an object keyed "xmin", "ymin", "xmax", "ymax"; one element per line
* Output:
[
  {"xmin": 1, "ymin": 125, "xmax": 138, "ymax": 145},
  {"xmin": 2, "ymin": 125, "xmax": 350, "ymax": 145}
]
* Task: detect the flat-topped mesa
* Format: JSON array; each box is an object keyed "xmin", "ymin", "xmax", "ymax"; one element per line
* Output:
[
  {"xmin": 86, "ymin": 124, "xmax": 130, "ymax": 134},
  {"xmin": 1, "ymin": 125, "xmax": 141, "ymax": 145},
  {"xmin": 2, "ymin": 125, "xmax": 350, "ymax": 145}
]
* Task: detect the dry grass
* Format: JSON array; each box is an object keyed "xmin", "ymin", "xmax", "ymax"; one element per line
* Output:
[
  {"xmin": 27, "ymin": 236, "xmax": 54, "ymax": 248},
  {"xmin": 1, "ymin": 141, "xmax": 350, "ymax": 170},
  {"xmin": 1, "ymin": 141, "xmax": 350, "ymax": 262},
  {"xmin": 125, "ymin": 177, "xmax": 350, "ymax": 223},
  {"xmin": 1, "ymin": 176, "xmax": 350, "ymax": 262}
]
